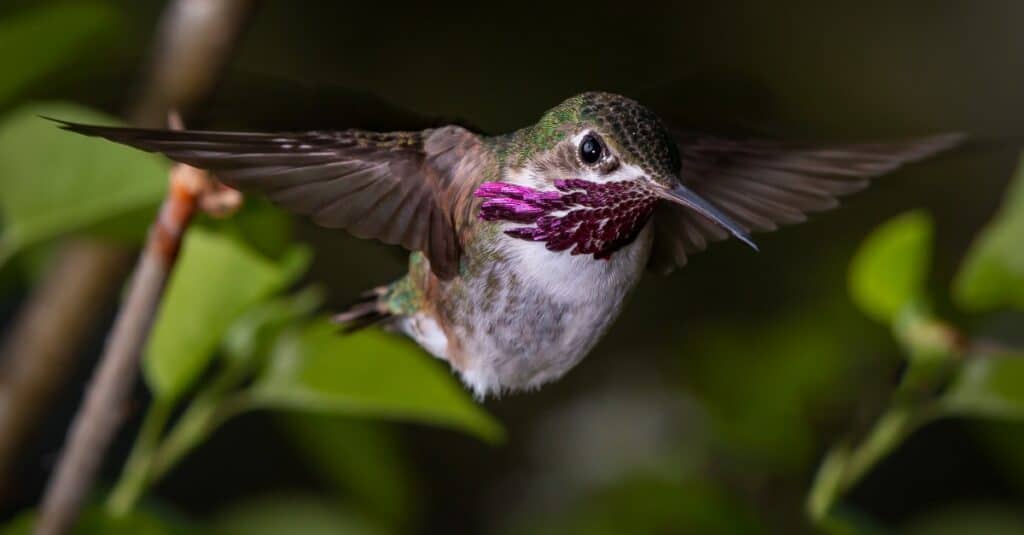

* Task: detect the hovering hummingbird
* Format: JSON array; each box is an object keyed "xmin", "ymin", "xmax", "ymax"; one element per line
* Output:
[{"xmin": 56, "ymin": 92, "xmax": 960, "ymax": 397}]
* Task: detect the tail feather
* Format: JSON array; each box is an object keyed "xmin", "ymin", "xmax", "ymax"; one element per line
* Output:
[{"xmin": 332, "ymin": 286, "xmax": 391, "ymax": 333}]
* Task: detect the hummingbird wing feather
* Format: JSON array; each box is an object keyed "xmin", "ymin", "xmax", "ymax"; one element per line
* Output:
[
  {"xmin": 53, "ymin": 121, "xmax": 485, "ymax": 279},
  {"xmin": 649, "ymin": 132, "xmax": 964, "ymax": 273}
]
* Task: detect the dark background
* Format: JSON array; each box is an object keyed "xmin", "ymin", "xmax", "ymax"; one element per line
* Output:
[{"xmin": 3, "ymin": 2, "xmax": 1024, "ymax": 533}]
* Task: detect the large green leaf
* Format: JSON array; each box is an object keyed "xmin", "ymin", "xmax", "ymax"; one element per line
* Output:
[
  {"xmin": 280, "ymin": 414, "xmax": 416, "ymax": 529},
  {"xmin": 848, "ymin": 211, "xmax": 933, "ymax": 323},
  {"xmin": 207, "ymin": 198, "xmax": 295, "ymax": 261},
  {"xmin": 144, "ymin": 228, "xmax": 310, "ymax": 401},
  {"xmin": 0, "ymin": 2, "xmax": 118, "ymax": 105},
  {"xmin": 222, "ymin": 287, "xmax": 324, "ymax": 367},
  {"xmin": 942, "ymin": 354, "xmax": 1024, "ymax": 419},
  {"xmin": 0, "ymin": 103, "xmax": 168, "ymax": 265},
  {"xmin": 250, "ymin": 320, "xmax": 503, "ymax": 442},
  {"xmin": 953, "ymin": 156, "xmax": 1024, "ymax": 311}
]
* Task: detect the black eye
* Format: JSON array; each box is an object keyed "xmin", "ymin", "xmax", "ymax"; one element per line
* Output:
[{"xmin": 579, "ymin": 134, "xmax": 603, "ymax": 164}]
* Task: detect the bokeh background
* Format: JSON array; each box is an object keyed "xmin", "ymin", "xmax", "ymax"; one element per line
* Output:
[{"xmin": 2, "ymin": 1, "xmax": 1024, "ymax": 534}]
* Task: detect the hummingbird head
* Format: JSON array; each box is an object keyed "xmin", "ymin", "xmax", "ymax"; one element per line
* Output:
[{"xmin": 478, "ymin": 92, "xmax": 754, "ymax": 258}]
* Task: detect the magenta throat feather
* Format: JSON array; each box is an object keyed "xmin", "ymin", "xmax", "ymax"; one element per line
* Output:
[{"xmin": 475, "ymin": 179, "xmax": 659, "ymax": 259}]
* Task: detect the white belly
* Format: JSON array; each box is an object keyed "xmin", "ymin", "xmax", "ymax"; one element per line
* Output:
[{"xmin": 451, "ymin": 224, "xmax": 654, "ymax": 397}]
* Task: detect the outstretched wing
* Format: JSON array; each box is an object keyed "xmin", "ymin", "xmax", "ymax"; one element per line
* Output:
[
  {"xmin": 649, "ymin": 132, "xmax": 964, "ymax": 273},
  {"xmin": 56, "ymin": 121, "xmax": 486, "ymax": 279}
]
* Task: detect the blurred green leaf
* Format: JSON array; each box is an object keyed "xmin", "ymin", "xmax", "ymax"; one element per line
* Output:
[
  {"xmin": 807, "ymin": 445, "xmax": 851, "ymax": 524},
  {"xmin": 684, "ymin": 304, "xmax": 867, "ymax": 471},
  {"xmin": 214, "ymin": 494, "xmax": 379, "ymax": 535},
  {"xmin": 0, "ymin": 102, "xmax": 168, "ymax": 265},
  {"xmin": 222, "ymin": 287, "xmax": 324, "ymax": 367},
  {"xmin": 1, "ymin": 507, "xmax": 190, "ymax": 535},
  {"xmin": 280, "ymin": 413, "xmax": 416, "ymax": 528},
  {"xmin": 145, "ymin": 228, "xmax": 310, "ymax": 401},
  {"xmin": 208, "ymin": 198, "xmax": 295, "ymax": 261},
  {"xmin": 892, "ymin": 304, "xmax": 961, "ymax": 368},
  {"xmin": 943, "ymin": 355, "xmax": 1024, "ymax": 419},
  {"xmin": 251, "ymin": 320, "xmax": 503, "ymax": 442},
  {"xmin": 82, "ymin": 203, "xmax": 163, "ymax": 245},
  {"xmin": 848, "ymin": 211, "xmax": 932, "ymax": 324},
  {"xmin": 504, "ymin": 476, "xmax": 761, "ymax": 535},
  {"xmin": 0, "ymin": 2, "xmax": 118, "ymax": 105},
  {"xmin": 953, "ymin": 156, "xmax": 1024, "ymax": 311}
]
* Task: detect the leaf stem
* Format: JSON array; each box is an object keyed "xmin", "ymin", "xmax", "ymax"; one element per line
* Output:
[
  {"xmin": 808, "ymin": 404, "xmax": 934, "ymax": 525},
  {"xmin": 808, "ymin": 306, "xmax": 956, "ymax": 527},
  {"xmin": 105, "ymin": 399, "xmax": 173, "ymax": 516},
  {"xmin": 105, "ymin": 360, "xmax": 253, "ymax": 515},
  {"xmin": 147, "ymin": 391, "xmax": 249, "ymax": 484}
]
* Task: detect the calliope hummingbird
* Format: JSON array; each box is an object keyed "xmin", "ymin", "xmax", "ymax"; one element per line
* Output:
[{"xmin": 57, "ymin": 92, "xmax": 961, "ymax": 397}]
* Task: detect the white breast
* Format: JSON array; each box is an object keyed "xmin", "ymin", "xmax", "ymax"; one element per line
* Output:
[
  {"xmin": 454, "ymin": 223, "xmax": 653, "ymax": 397},
  {"xmin": 423, "ymin": 164, "xmax": 657, "ymax": 397},
  {"xmin": 502, "ymin": 225, "xmax": 652, "ymax": 305}
]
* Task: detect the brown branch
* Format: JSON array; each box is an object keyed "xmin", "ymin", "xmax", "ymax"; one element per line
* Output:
[
  {"xmin": 131, "ymin": 0, "xmax": 255, "ymax": 127},
  {"xmin": 0, "ymin": 1, "xmax": 254, "ymax": 496},
  {"xmin": 34, "ymin": 117, "xmax": 212, "ymax": 535},
  {"xmin": 32, "ymin": 1, "xmax": 254, "ymax": 532}
]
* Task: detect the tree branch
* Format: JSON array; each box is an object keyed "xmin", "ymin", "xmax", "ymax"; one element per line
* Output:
[
  {"xmin": 34, "ymin": 120, "xmax": 210, "ymax": 535},
  {"xmin": 0, "ymin": 2, "xmax": 255, "ymax": 493},
  {"xmin": 32, "ymin": 1, "xmax": 253, "ymax": 533}
]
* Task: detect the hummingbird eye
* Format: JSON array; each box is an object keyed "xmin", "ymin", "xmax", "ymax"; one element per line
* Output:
[{"xmin": 579, "ymin": 134, "xmax": 603, "ymax": 164}]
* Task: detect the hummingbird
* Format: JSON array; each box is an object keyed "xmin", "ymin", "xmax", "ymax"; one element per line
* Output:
[{"xmin": 56, "ymin": 92, "xmax": 961, "ymax": 397}]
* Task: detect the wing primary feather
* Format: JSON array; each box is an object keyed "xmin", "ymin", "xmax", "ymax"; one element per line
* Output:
[
  {"xmin": 651, "ymin": 131, "xmax": 963, "ymax": 273},
  {"xmin": 52, "ymin": 117, "xmax": 484, "ymax": 279}
]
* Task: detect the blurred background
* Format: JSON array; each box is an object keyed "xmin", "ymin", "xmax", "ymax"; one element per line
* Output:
[{"xmin": 1, "ymin": 1, "xmax": 1024, "ymax": 534}]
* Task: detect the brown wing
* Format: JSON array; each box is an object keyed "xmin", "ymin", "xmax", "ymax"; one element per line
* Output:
[
  {"xmin": 648, "ymin": 132, "xmax": 964, "ymax": 274},
  {"xmin": 55, "ymin": 121, "xmax": 485, "ymax": 279}
]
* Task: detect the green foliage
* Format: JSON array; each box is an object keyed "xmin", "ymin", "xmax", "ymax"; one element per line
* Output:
[
  {"xmin": 144, "ymin": 228, "xmax": 310, "ymax": 401},
  {"xmin": 848, "ymin": 211, "xmax": 932, "ymax": 323},
  {"xmin": 279, "ymin": 414, "xmax": 416, "ymax": 528},
  {"xmin": 685, "ymin": 306, "xmax": 863, "ymax": 471},
  {"xmin": 507, "ymin": 476, "xmax": 761, "ymax": 535},
  {"xmin": 205, "ymin": 198, "xmax": 296, "ymax": 261},
  {"xmin": 954, "ymin": 156, "xmax": 1024, "ymax": 311},
  {"xmin": 0, "ymin": 2, "xmax": 119, "ymax": 106},
  {"xmin": 222, "ymin": 287, "xmax": 325, "ymax": 367},
  {"xmin": 1, "ymin": 507, "xmax": 195, "ymax": 535},
  {"xmin": 2, "ymin": 39, "xmax": 1019, "ymax": 530},
  {"xmin": 100, "ymin": 211, "xmax": 498, "ymax": 517},
  {"xmin": 0, "ymin": 102, "xmax": 168, "ymax": 265},
  {"xmin": 251, "ymin": 320, "xmax": 503, "ymax": 442},
  {"xmin": 214, "ymin": 495, "xmax": 380, "ymax": 535},
  {"xmin": 943, "ymin": 354, "xmax": 1024, "ymax": 419},
  {"xmin": 811, "ymin": 161, "xmax": 1024, "ymax": 531}
]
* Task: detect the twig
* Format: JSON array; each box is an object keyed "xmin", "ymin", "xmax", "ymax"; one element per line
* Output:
[
  {"xmin": 131, "ymin": 0, "xmax": 255, "ymax": 127},
  {"xmin": 17, "ymin": 1, "xmax": 252, "ymax": 532},
  {"xmin": 34, "ymin": 116, "xmax": 212, "ymax": 535},
  {"xmin": 0, "ymin": 0, "xmax": 253, "ymax": 506}
]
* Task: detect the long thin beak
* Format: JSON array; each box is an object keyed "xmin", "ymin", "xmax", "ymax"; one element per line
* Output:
[{"xmin": 657, "ymin": 182, "xmax": 759, "ymax": 251}]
